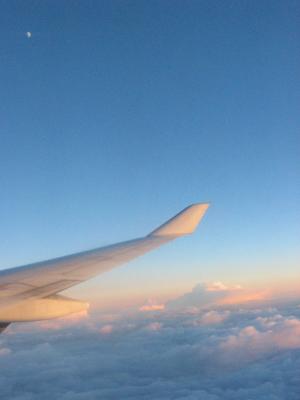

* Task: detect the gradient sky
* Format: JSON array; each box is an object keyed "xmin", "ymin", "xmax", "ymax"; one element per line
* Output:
[{"xmin": 0, "ymin": 1, "xmax": 299, "ymax": 305}]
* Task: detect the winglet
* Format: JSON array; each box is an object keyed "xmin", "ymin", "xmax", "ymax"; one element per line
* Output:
[{"xmin": 149, "ymin": 203, "xmax": 210, "ymax": 237}]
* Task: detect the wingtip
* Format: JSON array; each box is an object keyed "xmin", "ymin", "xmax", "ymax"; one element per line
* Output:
[{"xmin": 150, "ymin": 202, "xmax": 210, "ymax": 237}]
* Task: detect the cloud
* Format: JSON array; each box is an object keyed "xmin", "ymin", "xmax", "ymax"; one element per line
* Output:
[
  {"xmin": 216, "ymin": 315, "xmax": 300, "ymax": 370},
  {"xmin": 166, "ymin": 282, "xmax": 228, "ymax": 310},
  {"xmin": 0, "ymin": 347, "xmax": 11, "ymax": 356},
  {"xmin": 206, "ymin": 281, "xmax": 229, "ymax": 291},
  {"xmin": 0, "ymin": 284, "xmax": 300, "ymax": 399},
  {"xmin": 139, "ymin": 299, "xmax": 165, "ymax": 312},
  {"xmin": 34, "ymin": 310, "xmax": 89, "ymax": 331},
  {"xmin": 146, "ymin": 322, "xmax": 162, "ymax": 331},
  {"xmin": 198, "ymin": 310, "xmax": 230, "ymax": 325},
  {"xmin": 99, "ymin": 324, "xmax": 114, "ymax": 334},
  {"xmin": 167, "ymin": 282, "xmax": 268, "ymax": 311}
]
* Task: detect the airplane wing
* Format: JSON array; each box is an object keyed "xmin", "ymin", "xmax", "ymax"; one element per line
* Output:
[{"xmin": 0, "ymin": 203, "xmax": 209, "ymax": 327}]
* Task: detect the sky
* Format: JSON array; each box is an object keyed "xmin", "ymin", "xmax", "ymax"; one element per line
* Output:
[
  {"xmin": 0, "ymin": 2, "xmax": 300, "ymax": 399},
  {"xmin": 0, "ymin": 1, "xmax": 299, "ymax": 305}
]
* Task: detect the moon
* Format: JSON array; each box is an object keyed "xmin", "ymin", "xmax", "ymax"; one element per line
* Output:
[{"xmin": 26, "ymin": 32, "xmax": 32, "ymax": 38}]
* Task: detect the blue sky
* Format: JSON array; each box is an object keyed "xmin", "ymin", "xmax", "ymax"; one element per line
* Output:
[{"xmin": 0, "ymin": 1, "xmax": 299, "ymax": 302}]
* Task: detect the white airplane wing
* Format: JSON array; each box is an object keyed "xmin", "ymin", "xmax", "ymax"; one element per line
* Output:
[{"xmin": 0, "ymin": 203, "xmax": 209, "ymax": 330}]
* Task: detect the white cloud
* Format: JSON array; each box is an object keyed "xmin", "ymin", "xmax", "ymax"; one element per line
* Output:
[
  {"xmin": 1, "ymin": 285, "xmax": 300, "ymax": 399},
  {"xmin": 206, "ymin": 281, "xmax": 229, "ymax": 291},
  {"xmin": 166, "ymin": 282, "xmax": 227, "ymax": 310}
]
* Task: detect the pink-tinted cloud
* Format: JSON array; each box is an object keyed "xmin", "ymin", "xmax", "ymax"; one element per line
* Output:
[
  {"xmin": 220, "ymin": 314, "xmax": 300, "ymax": 357},
  {"xmin": 139, "ymin": 299, "xmax": 165, "ymax": 312},
  {"xmin": 99, "ymin": 324, "xmax": 114, "ymax": 334},
  {"xmin": 0, "ymin": 347, "xmax": 11, "ymax": 356},
  {"xmin": 146, "ymin": 322, "xmax": 162, "ymax": 331},
  {"xmin": 167, "ymin": 282, "xmax": 270, "ymax": 311},
  {"xmin": 198, "ymin": 310, "xmax": 230, "ymax": 325},
  {"xmin": 35, "ymin": 310, "xmax": 89, "ymax": 331}
]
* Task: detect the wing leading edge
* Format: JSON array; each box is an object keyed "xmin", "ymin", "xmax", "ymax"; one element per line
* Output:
[{"xmin": 0, "ymin": 203, "xmax": 209, "ymax": 325}]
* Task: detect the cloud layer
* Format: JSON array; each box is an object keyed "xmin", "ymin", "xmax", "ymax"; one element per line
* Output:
[{"xmin": 0, "ymin": 284, "xmax": 300, "ymax": 399}]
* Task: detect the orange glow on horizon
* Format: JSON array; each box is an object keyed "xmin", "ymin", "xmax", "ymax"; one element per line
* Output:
[
  {"xmin": 68, "ymin": 275, "xmax": 300, "ymax": 313},
  {"xmin": 220, "ymin": 290, "xmax": 269, "ymax": 305}
]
